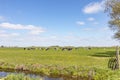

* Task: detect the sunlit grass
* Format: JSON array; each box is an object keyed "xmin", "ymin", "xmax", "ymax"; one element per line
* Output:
[
  {"xmin": 0, "ymin": 47, "xmax": 116, "ymax": 68},
  {"xmin": 0, "ymin": 47, "xmax": 119, "ymax": 80}
]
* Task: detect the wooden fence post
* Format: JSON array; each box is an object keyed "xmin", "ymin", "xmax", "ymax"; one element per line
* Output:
[{"xmin": 116, "ymin": 46, "xmax": 119, "ymax": 69}]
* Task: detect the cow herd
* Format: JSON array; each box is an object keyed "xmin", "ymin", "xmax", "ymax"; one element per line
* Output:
[
  {"xmin": 23, "ymin": 47, "xmax": 93, "ymax": 51},
  {"xmin": 23, "ymin": 47, "xmax": 74, "ymax": 51}
]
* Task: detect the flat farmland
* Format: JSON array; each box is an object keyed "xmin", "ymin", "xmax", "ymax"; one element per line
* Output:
[{"xmin": 0, "ymin": 47, "xmax": 115, "ymax": 68}]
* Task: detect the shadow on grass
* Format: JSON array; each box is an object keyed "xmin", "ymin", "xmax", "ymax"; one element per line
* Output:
[{"xmin": 91, "ymin": 51, "xmax": 116, "ymax": 57}]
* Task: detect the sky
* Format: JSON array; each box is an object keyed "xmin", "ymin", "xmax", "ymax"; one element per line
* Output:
[{"xmin": 0, "ymin": 0, "xmax": 119, "ymax": 47}]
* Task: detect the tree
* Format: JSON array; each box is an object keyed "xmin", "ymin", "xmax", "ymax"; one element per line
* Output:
[
  {"xmin": 105, "ymin": 0, "xmax": 120, "ymax": 39},
  {"xmin": 105, "ymin": 0, "xmax": 120, "ymax": 69}
]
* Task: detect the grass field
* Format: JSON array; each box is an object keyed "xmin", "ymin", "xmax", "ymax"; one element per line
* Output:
[
  {"xmin": 0, "ymin": 47, "xmax": 119, "ymax": 80},
  {"xmin": 0, "ymin": 47, "xmax": 115, "ymax": 67}
]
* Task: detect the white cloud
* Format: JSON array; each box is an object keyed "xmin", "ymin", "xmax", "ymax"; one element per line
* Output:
[
  {"xmin": 0, "ymin": 16, "xmax": 6, "ymax": 21},
  {"xmin": 50, "ymin": 36, "xmax": 57, "ymax": 39},
  {"xmin": 0, "ymin": 34, "xmax": 8, "ymax": 37},
  {"xmin": 0, "ymin": 22, "xmax": 45, "ymax": 35},
  {"xmin": 0, "ymin": 23, "xmax": 24, "ymax": 29},
  {"xmin": 83, "ymin": 28, "xmax": 92, "ymax": 31},
  {"xmin": 76, "ymin": 21, "xmax": 85, "ymax": 25},
  {"xmin": 0, "ymin": 33, "xmax": 19, "ymax": 37},
  {"xmin": 29, "ymin": 30, "xmax": 44, "ymax": 35},
  {"xmin": 0, "ymin": 30, "xmax": 6, "ymax": 33},
  {"xmin": 101, "ymin": 27, "xmax": 110, "ymax": 31},
  {"xmin": 0, "ymin": 32, "xmax": 118, "ymax": 47},
  {"xmin": 88, "ymin": 17, "xmax": 95, "ymax": 21},
  {"xmin": 11, "ymin": 33, "xmax": 20, "ymax": 36},
  {"xmin": 93, "ymin": 22, "xmax": 99, "ymax": 25},
  {"xmin": 83, "ymin": 0, "xmax": 105, "ymax": 14}
]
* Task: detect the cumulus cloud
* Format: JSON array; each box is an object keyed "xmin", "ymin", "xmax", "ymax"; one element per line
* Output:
[
  {"xmin": 0, "ymin": 30, "xmax": 6, "ymax": 33},
  {"xmin": 0, "ymin": 22, "xmax": 45, "ymax": 35},
  {"xmin": 83, "ymin": 0, "xmax": 105, "ymax": 14},
  {"xmin": 11, "ymin": 33, "xmax": 20, "ymax": 36},
  {"xmin": 83, "ymin": 28, "xmax": 92, "ymax": 31},
  {"xmin": 88, "ymin": 17, "xmax": 95, "ymax": 21},
  {"xmin": 0, "ymin": 33, "xmax": 20, "ymax": 37},
  {"xmin": 0, "ymin": 16, "xmax": 6, "ymax": 21},
  {"xmin": 76, "ymin": 21, "xmax": 85, "ymax": 25},
  {"xmin": 93, "ymin": 22, "xmax": 99, "ymax": 25},
  {"xmin": 101, "ymin": 27, "xmax": 110, "ymax": 31}
]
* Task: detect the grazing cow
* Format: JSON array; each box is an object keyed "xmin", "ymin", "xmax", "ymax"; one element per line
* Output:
[
  {"xmin": 45, "ymin": 48, "xmax": 49, "ymax": 51},
  {"xmin": 27, "ymin": 48, "xmax": 31, "ymax": 50},
  {"xmin": 24, "ymin": 48, "xmax": 30, "ymax": 50},
  {"xmin": 39, "ymin": 48, "xmax": 44, "ymax": 50},
  {"xmin": 24, "ymin": 48, "xmax": 26, "ymax": 50},
  {"xmin": 39, "ymin": 48, "xmax": 42, "ymax": 50},
  {"xmin": 31, "ymin": 48, "xmax": 35, "ymax": 50},
  {"xmin": 61, "ymin": 47, "xmax": 72, "ymax": 51},
  {"xmin": 24, "ymin": 47, "xmax": 35, "ymax": 50},
  {"xmin": 67, "ymin": 48, "xmax": 72, "ymax": 51},
  {"xmin": 54, "ymin": 47, "xmax": 59, "ymax": 51},
  {"xmin": 61, "ymin": 48, "xmax": 66, "ymax": 51},
  {"xmin": 88, "ymin": 47, "xmax": 91, "ymax": 50}
]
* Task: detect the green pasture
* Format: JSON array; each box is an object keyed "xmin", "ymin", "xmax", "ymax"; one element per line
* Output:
[
  {"xmin": 0, "ymin": 47, "xmax": 116, "ymax": 68},
  {"xmin": 0, "ymin": 47, "xmax": 120, "ymax": 80}
]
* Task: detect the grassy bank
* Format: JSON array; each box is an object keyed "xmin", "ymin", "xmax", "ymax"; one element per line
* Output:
[
  {"xmin": 0, "ymin": 68, "xmax": 120, "ymax": 80},
  {"xmin": 0, "ymin": 74, "xmax": 42, "ymax": 80}
]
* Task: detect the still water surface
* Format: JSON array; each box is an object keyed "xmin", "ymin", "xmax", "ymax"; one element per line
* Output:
[{"xmin": 0, "ymin": 71, "xmax": 63, "ymax": 80}]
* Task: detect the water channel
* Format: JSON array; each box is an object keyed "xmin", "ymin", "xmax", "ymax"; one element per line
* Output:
[{"xmin": 0, "ymin": 71, "xmax": 64, "ymax": 80}]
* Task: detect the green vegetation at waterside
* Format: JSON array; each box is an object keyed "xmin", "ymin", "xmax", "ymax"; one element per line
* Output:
[{"xmin": 1, "ymin": 74, "xmax": 42, "ymax": 80}]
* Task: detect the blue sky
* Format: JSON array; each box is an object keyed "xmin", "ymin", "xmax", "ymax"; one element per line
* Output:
[{"xmin": 0, "ymin": 0, "xmax": 119, "ymax": 47}]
